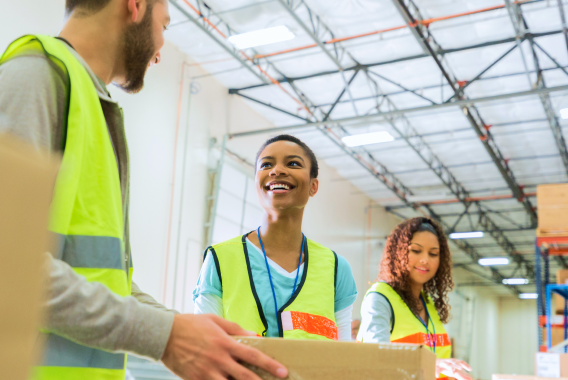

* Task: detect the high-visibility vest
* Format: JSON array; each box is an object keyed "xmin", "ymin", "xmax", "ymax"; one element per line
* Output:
[
  {"xmin": 1, "ymin": 35, "xmax": 131, "ymax": 380},
  {"xmin": 362, "ymin": 282, "xmax": 451, "ymax": 358},
  {"xmin": 206, "ymin": 234, "xmax": 338, "ymax": 340}
]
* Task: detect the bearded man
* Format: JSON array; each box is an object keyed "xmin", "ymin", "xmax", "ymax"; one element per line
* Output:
[{"xmin": 0, "ymin": 1, "xmax": 288, "ymax": 380}]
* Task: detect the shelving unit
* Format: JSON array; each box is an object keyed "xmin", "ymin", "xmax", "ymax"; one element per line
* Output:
[{"xmin": 536, "ymin": 236, "xmax": 568, "ymax": 352}]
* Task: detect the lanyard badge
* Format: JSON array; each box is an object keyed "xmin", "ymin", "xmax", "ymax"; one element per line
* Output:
[
  {"xmin": 418, "ymin": 294, "xmax": 437, "ymax": 352},
  {"xmin": 257, "ymin": 227, "xmax": 305, "ymax": 329}
]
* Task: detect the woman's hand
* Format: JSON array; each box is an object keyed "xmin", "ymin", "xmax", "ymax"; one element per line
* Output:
[{"xmin": 436, "ymin": 359, "xmax": 474, "ymax": 380}]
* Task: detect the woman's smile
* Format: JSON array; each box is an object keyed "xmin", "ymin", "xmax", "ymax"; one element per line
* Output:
[{"xmin": 265, "ymin": 180, "xmax": 296, "ymax": 195}]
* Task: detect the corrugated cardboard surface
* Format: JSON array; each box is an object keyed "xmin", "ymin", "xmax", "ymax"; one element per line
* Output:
[
  {"xmin": 0, "ymin": 134, "xmax": 59, "ymax": 380},
  {"xmin": 236, "ymin": 337, "xmax": 436, "ymax": 380},
  {"xmin": 537, "ymin": 184, "xmax": 568, "ymax": 233},
  {"xmin": 555, "ymin": 270, "xmax": 568, "ymax": 314},
  {"xmin": 542, "ymin": 326, "xmax": 566, "ymax": 346},
  {"xmin": 493, "ymin": 376, "xmax": 568, "ymax": 380}
]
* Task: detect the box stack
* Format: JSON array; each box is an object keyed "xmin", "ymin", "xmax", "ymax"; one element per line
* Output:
[
  {"xmin": 537, "ymin": 184, "xmax": 568, "ymax": 238},
  {"xmin": 537, "ymin": 185, "xmax": 568, "ymax": 350}
]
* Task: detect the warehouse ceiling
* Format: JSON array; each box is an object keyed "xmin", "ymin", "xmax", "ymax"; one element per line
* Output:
[{"xmin": 164, "ymin": 0, "xmax": 568, "ymax": 296}]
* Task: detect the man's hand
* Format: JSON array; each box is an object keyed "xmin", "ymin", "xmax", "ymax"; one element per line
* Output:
[
  {"xmin": 436, "ymin": 358, "xmax": 474, "ymax": 380},
  {"xmin": 161, "ymin": 314, "xmax": 288, "ymax": 380}
]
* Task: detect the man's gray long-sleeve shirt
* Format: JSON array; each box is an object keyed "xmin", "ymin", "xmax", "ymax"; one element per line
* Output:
[{"xmin": 0, "ymin": 37, "xmax": 175, "ymax": 360}]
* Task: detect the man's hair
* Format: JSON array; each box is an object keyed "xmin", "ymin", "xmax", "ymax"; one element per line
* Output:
[
  {"xmin": 65, "ymin": 0, "xmax": 157, "ymax": 15},
  {"xmin": 65, "ymin": 0, "xmax": 112, "ymax": 15},
  {"xmin": 255, "ymin": 134, "xmax": 319, "ymax": 178}
]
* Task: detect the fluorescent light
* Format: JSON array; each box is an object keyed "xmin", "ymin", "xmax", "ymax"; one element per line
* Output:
[
  {"xmin": 561, "ymin": 108, "xmax": 568, "ymax": 119},
  {"xmin": 503, "ymin": 278, "xmax": 529, "ymax": 285},
  {"xmin": 342, "ymin": 131, "xmax": 395, "ymax": 147},
  {"xmin": 519, "ymin": 293, "xmax": 538, "ymax": 299},
  {"xmin": 228, "ymin": 26, "xmax": 295, "ymax": 49},
  {"xmin": 449, "ymin": 231, "xmax": 484, "ymax": 239},
  {"xmin": 478, "ymin": 257, "xmax": 509, "ymax": 266}
]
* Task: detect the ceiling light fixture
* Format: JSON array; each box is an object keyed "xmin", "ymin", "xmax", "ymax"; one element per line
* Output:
[
  {"xmin": 342, "ymin": 131, "xmax": 395, "ymax": 147},
  {"xmin": 502, "ymin": 278, "xmax": 529, "ymax": 285},
  {"xmin": 228, "ymin": 26, "xmax": 295, "ymax": 49},
  {"xmin": 561, "ymin": 108, "xmax": 568, "ymax": 119},
  {"xmin": 449, "ymin": 231, "xmax": 484, "ymax": 239},
  {"xmin": 478, "ymin": 257, "xmax": 509, "ymax": 266},
  {"xmin": 519, "ymin": 293, "xmax": 538, "ymax": 299}
]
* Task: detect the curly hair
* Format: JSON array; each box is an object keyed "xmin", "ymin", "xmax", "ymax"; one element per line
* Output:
[{"xmin": 378, "ymin": 217, "xmax": 454, "ymax": 323}]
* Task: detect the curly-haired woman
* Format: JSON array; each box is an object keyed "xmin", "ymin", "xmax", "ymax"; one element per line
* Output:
[{"xmin": 357, "ymin": 217, "xmax": 474, "ymax": 380}]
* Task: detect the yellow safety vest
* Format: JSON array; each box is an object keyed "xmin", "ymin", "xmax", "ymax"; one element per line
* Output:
[
  {"xmin": 362, "ymin": 283, "xmax": 452, "ymax": 359},
  {"xmin": 1, "ymin": 35, "xmax": 131, "ymax": 380},
  {"xmin": 206, "ymin": 234, "xmax": 338, "ymax": 340}
]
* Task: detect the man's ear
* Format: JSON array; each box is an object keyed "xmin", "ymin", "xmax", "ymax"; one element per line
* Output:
[
  {"xmin": 309, "ymin": 178, "xmax": 319, "ymax": 197},
  {"xmin": 127, "ymin": 0, "xmax": 142, "ymax": 22}
]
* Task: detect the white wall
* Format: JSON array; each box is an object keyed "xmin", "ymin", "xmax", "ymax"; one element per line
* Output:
[
  {"xmin": 0, "ymin": 0, "xmax": 66, "ymax": 52},
  {"xmin": 498, "ymin": 298, "xmax": 538, "ymax": 376},
  {"xmin": 447, "ymin": 288, "xmax": 539, "ymax": 380}
]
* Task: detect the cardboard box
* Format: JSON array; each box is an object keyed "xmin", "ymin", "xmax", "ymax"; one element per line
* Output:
[
  {"xmin": 555, "ymin": 270, "xmax": 568, "ymax": 314},
  {"xmin": 0, "ymin": 134, "xmax": 59, "ymax": 380},
  {"xmin": 236, "ymin": 337, "xmax": 436, "ymax": 380},
  {"xmin": 493, "ymin": 376, "xmax": 568, "ymax": 380},
  {"xmin": 536, "ymin": 352, "xmax": 568, "ymax": 378},
  {"xmin": 542, "ymin": 327, "xmax": 567, "ymax": 347},
  {"xmin": 537, "ymin": 184, "xmax": 568, "ymax": 234}
]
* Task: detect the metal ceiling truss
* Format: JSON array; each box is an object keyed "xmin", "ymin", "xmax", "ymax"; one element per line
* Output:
[
  {"xmin": 230, "ymin": 83, "xmax": 568, "ymax": 137},
  {"xmin": 242, "ymin": 0, "xmax": 523, "ymax": 293},
  {"xmin": 231, "ymin": 30, "xmax": 564, "ymax": 93},
  {"xmin": 504, "ymin": 1, "xmax": 568, "ymax": 269},
  {"xmin": 170, "ymin": 0, "xmax": 268, "ymax": 84},
  {"xmin": 505, "ymin": 0, "xmax": 568, "ymax": 177},
  {"xmin": 314, "ymin": 64, "xmax": 568, "ymax": 109},
  {"xmin": 173, "ymin": 0, "xmax": 533, "ymax": 293},
  {"xmin": 358, "ymin": 72, "xmax": 535, "ymax": 279},
  {"xmin": 393, "ymin": 0, "xmax": 537, "ymax": 227}
]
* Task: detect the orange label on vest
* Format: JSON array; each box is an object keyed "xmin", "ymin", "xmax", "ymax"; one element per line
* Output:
[
  {"xmin": 281, "ymin": 311, "xmax": 338, "ymax": 340},
  {"xmin": 392, "ymin": 332, "xmax": 451, "ymax": 347}
]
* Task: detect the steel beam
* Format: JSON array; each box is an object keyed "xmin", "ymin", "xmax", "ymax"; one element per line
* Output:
[
  {"xmin": 275, "ymin": 3, "xmax": 523, "ymax": 292},
  {"xmin": 507, "ymin": 3, "xmax": 568, "ymax": 269},
  {"xmin": 230, "ymin": 30, "xmax": 563, "ymax": 93},
  {"xmin": 368, "ymin": 70, "xmax": 437, "ymax": 105},
  {"xmin": 445, "ymin": 44, "xmax": 518, "ymax": 103},
  {"xmin": 170, "ymin": 0, "xmax": 268, "ymax": 84},
  {"xmin": 314, "ymin": 66, "xmax": 568, "ymax": 109},
  {"xmin": 179, "ymin": 0, "xmax": 526, "ymax": 293},
  {"xmin": 228, "ymin": 84, "xmax": 568, "ymax": 137},
  {"xmin": 393, "ymin": 0, "xmax": 537, "ymax": 225},
  {"xmin": 506, "ymin": 1, "xmax": 568, "ymax": 174},
  {"xmin": 275, "ymin": 0, "xmax": 363, "ymax": 116},
  {"xmin": 323, "ymin": 70, "xmax": 360, "ymax": 121},
  {"xmin": 229, "ymin": 92, "xmax": 310, "ymax": 122},
  {"xmin": 558, "ymin": 0, "xmax": 568, "ymax": 53}
]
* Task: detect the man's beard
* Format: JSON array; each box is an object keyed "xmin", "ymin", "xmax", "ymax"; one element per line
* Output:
[{"xmin": 118, "ymin": 3, "xmax": 156, "ymax": 93}]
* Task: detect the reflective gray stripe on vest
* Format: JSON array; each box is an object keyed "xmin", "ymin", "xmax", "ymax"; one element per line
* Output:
[
  {"xmin": 42, "ymin": 333, "xmax": 125, "ymax": 370},
  {"xmin": 53, "ymin": 234, "xmax": 124, "ymax": 270}
]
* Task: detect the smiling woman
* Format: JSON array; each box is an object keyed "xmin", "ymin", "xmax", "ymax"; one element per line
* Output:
[
  {"xmin": 357, "ymin": 217, "xmax": 474, "ymax": 380},
  {"xmin": 192, "ymin": 134, "xmax": 358, "ymax": 341}
]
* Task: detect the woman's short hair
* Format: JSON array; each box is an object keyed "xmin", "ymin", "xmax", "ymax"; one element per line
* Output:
[{"xmin": 255, "ymin": 134, "xmax": 319, "ymax": 178}]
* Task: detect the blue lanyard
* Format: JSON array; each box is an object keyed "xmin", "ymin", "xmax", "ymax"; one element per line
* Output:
[
  {"xmin": 256, "ymin": 227, "xmax": 305, "ymax": 322},
  {"xmin": 418, "ymin": 294, "xmax": 436, "ymax": 352}
]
